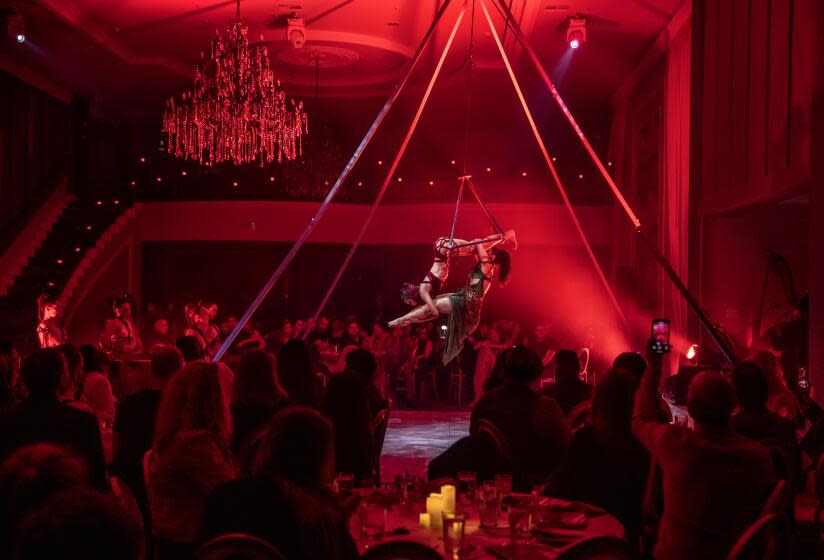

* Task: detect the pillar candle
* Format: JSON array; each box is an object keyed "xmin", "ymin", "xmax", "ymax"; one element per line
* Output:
[
  {"xmin": 419, "ymin": 512, "xmax": 430, "ymax": 529},
  {"xmin": 426, "ymin": 493, "xmax": 444, "ymax": 529},
  {"xmin": 441, "ymin": 484, "xmax": 456, "ymax": 514}
]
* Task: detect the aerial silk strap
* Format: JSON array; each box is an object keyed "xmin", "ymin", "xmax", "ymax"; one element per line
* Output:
[{"xmin": 213, "ymin": 0, "xmax": 457, "ymax": 361}]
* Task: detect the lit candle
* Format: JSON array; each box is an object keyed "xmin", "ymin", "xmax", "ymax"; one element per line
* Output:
[
  {"xmin": 441, "ymin": 484, "xmax": 456, "ymax": 514},
  {"xmin": 426, "ymin": 493, "xmax": 444, "ymax": 529},
  {"xmin": 419, "ymin": 512, "xmax": 431, "ymax": 529}
]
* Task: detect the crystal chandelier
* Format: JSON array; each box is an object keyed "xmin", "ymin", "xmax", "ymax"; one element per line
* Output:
[{"xmin": 162, "ymin": 0, "xmax": 308, "ymax": 166}]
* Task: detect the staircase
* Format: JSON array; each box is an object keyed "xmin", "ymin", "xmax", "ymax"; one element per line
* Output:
[{"xmin": 0, "ymin": 198, "xmax": 128, "ymax": 343}]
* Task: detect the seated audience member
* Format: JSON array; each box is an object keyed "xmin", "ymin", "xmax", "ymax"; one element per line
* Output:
[
  {"xmin": 731, "ymin": 361, "xmax": 801, "ymax": 486},
  {"xmin": 56, "ymin": 343, "xmax": 84, "ymax": 403},
  {"xmin": 148, "ymin": 361, "xmax": 239, "ymax": 555},
  {"xmin": 0, "ymin": 349, "xmax": 106, "ymax": 488},
  {"xmin": 614, "ymin": 351, "xmax": 671, "ymax": 423},
  {"xmin": 324, "ymin": 349, "xmax": 382, "ymax": 485},
  {"xmin": 201, "ymin": 408, "xmax": 357, "ymax": 560},
  {"xmin": 175, "ymin": 335, "xmax": 205, "ymax": 363},
  {"xmin": 470, "ymin": 345, "xmax": 571, "ymax": 491},
  {"xmin": 480, "ymin": 346, "xmax": 516, "ymax": 395},
  {"xmin": 80, "ymin": 371, "xmax": 116, "ymax": 427},
  {"xmin": 111, "ymin": 344, "xmax": 183, "ymax": 497},
  {"xmin": 278, "ymin": 340, "xmax": 323, "ymax": 408},
  {"xmin": 0, "ymin": 444, "xmax": 89, "ymax": 557},
  {"xmin": 231, "ymin": 350, "xmax": 288, "ymax": 471},
  {"xmin": 540, "ymin": 349, "xmax": 593, "ymax": 416},
  {"xmin": 633, "ymin": 353, "xmax": 777, "ymax": 560},
  {"xmin": 79, "ymin": 344, "xmax": 111, "ymax": 379},
  {"xmin": 548, "ymin": 369, "xmax": 650, "ymax": 545},
  {"xmin": 13, "ymin": 487, "xmax": 142, "ymax": 560},
  {"xmin": 750, "ymin": 350, "xmax": 800, "ymax": 421}
]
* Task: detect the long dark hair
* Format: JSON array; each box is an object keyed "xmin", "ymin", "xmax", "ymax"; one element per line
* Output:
[
  {"xmin": 36, "ymin": 294, "xmax": 58, "ymax": 322},
  {"xmin": 491, "ymin": 248, "xmax": 511, "ymax": 283}
]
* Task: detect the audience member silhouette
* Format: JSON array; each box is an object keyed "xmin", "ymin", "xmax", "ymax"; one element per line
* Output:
[
  {"xmin": 278, "ymin": 340, "xmax": 323, "ymax": 408},
  {"xmin": 540, "ymin": 349, "xmax": 592, "ymax": 415}
]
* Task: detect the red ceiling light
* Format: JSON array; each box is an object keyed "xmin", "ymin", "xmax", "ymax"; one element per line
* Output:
[
  {"xmin": 397, "ymin": 177, "xmax": 403, "ymax": 182},
  {"xmin": 130, "ymin": 180, "xmax": 136, "ymax": 186},
  {"xmin": 139, "ymin": 156, "xmax": 146, "ymax": 163},
  {"xmin": 156, "ymin": 177, "xmax": 162, "ymax": 183},
  {"xmin": 181, "ymin": 171, "xmax": 187, "ymax": 176},
  {"xmin": 232, "ymin": 181, "xmax": 239, "ymax": 187},
  {"xmin": 95, "ymin": 200, "xmax": 102, "ymax": 206},
  {"xmin": 428, "ymin": 180, "xmax": 434, "ymax": 186},
  {"xmin": 56, "ymin": 259, "xmax": 63, "ymax": 265},
  {"xmin": 521, "ymin": 171, "xmax": 527, "ymax": 177},
  {"xmin": 74, "ymin": 247, "xmax": 81, "ymax": 253},
  {"xmin": 269, "ymin": 176, "xmax": 275, "ymax": 182},
  {"xmin": 567, "ymin": 17, "xmax": 587, "ymax": 49}
]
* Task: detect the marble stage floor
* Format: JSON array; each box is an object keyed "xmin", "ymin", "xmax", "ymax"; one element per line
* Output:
[{"xmin": 380, "ymin": 410, "xmax": 470, "ymax": 482}]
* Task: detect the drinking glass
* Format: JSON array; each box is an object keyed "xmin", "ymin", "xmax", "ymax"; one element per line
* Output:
[
  {"xmin": 396, "ymin": 472, "xmax": 416, "ymax": 505},
  {"xmin": 478, "ymin": 481, "xmax": 500, "ymax": 528},
  {"xmin": 334, "ymin": 472, "xmax": 355, "ymax": 500},
  {"xmin": 442, "ymin": 512, "xmax": 466, "ymax": 559},
  {"xmin": 509, "ymin": 506, "xmax": 530, "ymax": 545},
  {"xmin": 457, "ymin": 471, "xmax": 478, "ymax": 507},
  {"xmin": 360, "ymin": 501, "xmax": 386, "ymax": 540},
  {"xmin": 495, "ymin": 474, "xmax": 513, "ymax": 515}
]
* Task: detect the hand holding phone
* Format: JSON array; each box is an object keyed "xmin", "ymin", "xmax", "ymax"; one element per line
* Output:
[{"xmin": 650, "ymin": 318, "xmax": 671, "ymax": 355}]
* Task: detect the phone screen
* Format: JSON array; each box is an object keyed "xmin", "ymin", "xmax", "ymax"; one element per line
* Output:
[{"xmin": 651, "ymin": 318, "xmax": 671, "ymax": 354}]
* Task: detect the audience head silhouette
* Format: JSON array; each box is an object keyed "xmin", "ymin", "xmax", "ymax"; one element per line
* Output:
[
  {"xmin": 687, "ymin": 371, "xmax": 737, "ymax": 427},
  {"xmin": 592, "ymin": 369, "xmax": 638, "ymax": 435},
  {"xmin": 612, "ymin": 352, "xmax": 647, "ymax": 383},
  {"xmin": 234, "ymin": 350, "xmax": 285, "ymax": 409},
  {"xmin": 21, "ymin": 349, "xmax": 66, "ymax": 400},
  {"xmin": 255, "ymin": 407, "xmax": 334, "ymax": 490},
  {"xmin": 502, "ymin": 344, "xmax": 543, "ymax": 384},
  {"xmin": 731, "ymin": 361, "xmax": 769, "ymax": 412},
  {"xmin": 555, "ymin": 349, "xmax": 581, "ymax": 382},
  {"xmin": 345, "ymin": 348, "xmax": 377, "ymax": 384},
  {"xmin": 153, "ymin": 360, "xmax": 231, "ymax": 451},
  {"xmin": 277, "ymin": 340, "xmax": 317, "ymax": 407},
  {"xmin": 149, "ymin": 344, "xmax": 183, "ymax": 381},
  {"xmin": 175, "ymin": 335, "xmax": 204, "ymax": 362}
]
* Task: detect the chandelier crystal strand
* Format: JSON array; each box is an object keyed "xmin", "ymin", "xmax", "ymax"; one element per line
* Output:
[{"xmin": 162, "ymin": 0, "xmax": 307, "ymax": 167}]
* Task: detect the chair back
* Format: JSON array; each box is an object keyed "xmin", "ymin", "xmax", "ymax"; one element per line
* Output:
[
  {"xmin": 760, "ymin": 479, "xmax": 786, "ymax": 516},
  {"xmin": 361, "ymin": 540, "xmax": 443, "ymax": 560},
  {"xmin": 555, "ymin": 536, "xmax": 637, "ymax": 559},
  {"xmin": 477, "ymin": 418, "xmax": 513, "ymax": 464},
  {"xmin": 578, "ymin": 348, "xmax": 591, "ymax": 383},
  {"xmin": 372, "ymin": 407, "xmax": 391, "ymax": 484},
  {"xmin": 196, "ymin": 533, "xmax": 286, "ymax": 560},
  {"xmin": 726, "ymin": 513, "xmax": 786, "ymax": 560},
  {"xmin": 110, "ymin": 475, "xmax": 145, "ymax": 534},
  {"xmin": 142, "ymin": 449, "xmax": 156, "ymax": 499},
  {"xmin": 567, "ymin": 401, "xmax": 592, "ymax": 431}
]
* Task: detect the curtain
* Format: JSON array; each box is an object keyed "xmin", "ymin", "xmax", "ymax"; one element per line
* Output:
[{"xmin": 661, "ymin": 20, "xmax": 691, "ymax": 368}]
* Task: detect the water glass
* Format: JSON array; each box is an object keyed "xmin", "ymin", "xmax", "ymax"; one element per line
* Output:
[
  {"xmin": 478, "ymin": 481, "xmax": 500, "ymax": 528},
  {"xmin": 509, "ymin": 506, "xmax": 530, "ymax": 544},
  {"xmin": 396, "ymin": 472, "xmax": 416, "ymax": 505},
  {"xmin": 360, "ymin": 501, "xmax": 386, "ymax": 540},
  {"xmin": 442, "ymin": 512, "xmax": 466, "ymax": 559},
  {"xmin": 457, "ymin": 471, "xmax": 478, "ymax": 506},
  {"xmin": 334, "ymin": 472, "xmax": 354, "ymax": 500}
]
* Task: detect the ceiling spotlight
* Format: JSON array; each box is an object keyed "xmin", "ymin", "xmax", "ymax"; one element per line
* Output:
[
  {"xmin": 566, "ymin": 17, "xmax": 587, "ymax": 49},
  {"xmin": 287, "ymin": 14, "xmax": 306, "ymax": 48},
  {"xmin": 6, "ymin": 10, "xmax": 25, "ymax": 43}
]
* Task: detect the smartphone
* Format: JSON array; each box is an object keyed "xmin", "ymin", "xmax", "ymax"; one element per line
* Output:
[{"xmin": 650, "ymin": 318, "xmax": 671, "ymax": 354}]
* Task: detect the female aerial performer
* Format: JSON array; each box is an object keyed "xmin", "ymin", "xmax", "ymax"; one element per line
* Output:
[
  {"xmin": 99, "ymin": 292, "xmax": 143, "ymax": 357},
  {"xmin": 400, "ymin": 229, "xmax": 516, "ymax": 319},
  {"xmin": 36, "ymin": 294, "xmax": 67, "ymax": 348},
  {"xmin": 390, "ymin": 239, "xmax": 512, "ymax": 365}
]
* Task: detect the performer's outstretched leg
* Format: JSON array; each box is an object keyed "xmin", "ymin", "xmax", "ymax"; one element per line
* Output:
[{"xmin": 389, "ymin": 294, "xmax": 454, "ymax": 327}]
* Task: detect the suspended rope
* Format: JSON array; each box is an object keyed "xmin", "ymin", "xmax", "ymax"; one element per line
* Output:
[
  {"xmin": 448, "ymin": 177, "xmax": 466, "ymax": 244},
  {"xmin": 213, "ymin": 0, "xmax": 456, "ymax": 361},
  {"xmin": 465, "ymin": 177, "xmax": 505, "ymax": 235},
  {"xmin": 479, "ymin": 0, "xmax": 629, "ymax": 331},
  {"xmin": 302, "ymin": 4, "xmax": 468, "ymax": 336}
]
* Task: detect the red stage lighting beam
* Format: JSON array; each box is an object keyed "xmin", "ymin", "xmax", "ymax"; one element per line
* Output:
[
  {"xmin": 479, "ymin": 0, "xmax": 629, "ymax": 330},
  {"xmin": 304, "ymin": 4, "xmax": 467, "ymax": 333}
]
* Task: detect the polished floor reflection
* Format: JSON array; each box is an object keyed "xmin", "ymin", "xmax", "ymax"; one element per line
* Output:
[{"xmin": 380, "ymin": 410, "xmax": 469, "ymax": 482}]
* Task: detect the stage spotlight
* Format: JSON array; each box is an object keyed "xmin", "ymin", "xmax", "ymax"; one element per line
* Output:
[
  {"xmin": 686, "ymin": 344, "xmax": 698, "ymax": 361},
  {"xmin": 566, "ymin": 17, "xmax": 587, "ymax": 49}
]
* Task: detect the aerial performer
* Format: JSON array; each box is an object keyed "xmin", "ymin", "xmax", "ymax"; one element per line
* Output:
[
  {"xmin": 390, "ymin": 236, "xmax": 513, "ymax": 364},
  {"xmin": 400, "ymin": 229, "xmax": 516, "ymax": 318}
]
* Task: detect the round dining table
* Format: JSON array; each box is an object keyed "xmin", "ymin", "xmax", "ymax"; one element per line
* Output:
[{"xmin": 352, "ymin": 492, "xmax": 625, "ymax": 559}]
